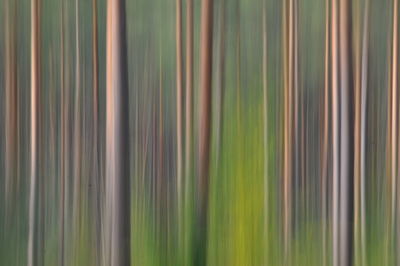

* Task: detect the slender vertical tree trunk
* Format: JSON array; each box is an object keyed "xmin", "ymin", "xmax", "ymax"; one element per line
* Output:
[
  {"xmin": 339, "ymin": 0, "xmax": 354, "ymax": 264},
  {"xmin": 360, "ymin": 0, "xmax": 369, "ymax": 266},
  {"xmin": 262, "ymin": 1, "xmax": 268, "ymax": 263},
  {"xmin": 176, "ymin": 0, "xmax": 184, "ymax": 228},
  {"xmin": 293, "ymin": 0, "xmax": 299, "ymax": 236},
  {"xmin": 185, "ymin": 0, "xmax": 193, "ymax": 203},
  {"xmin": 236, "ymin": 0, "xmax": 241, "ymax": 123},
  {"xmin": 360, "ymin": 1, "xmax": 369, "ymax": 265},
  {"xmin": 331, "ymin": 0, "xmax": 340, "ymax": 265},
  {"xmin": 391, "ymin": 0, "xmax": 399, "ymax": 263},
  {"xmin": 106, "ymin": 0, "xmax": 131, "ymax": 265},
  {"xmin": 28, "ymin": 0, "xmax": 40, "ymax": 266},
  {"xmin": 283, "ymin": 0, "xmax": 293, "ymax": 257},
  {"xmin": 197, "ymin": 0, "xmax": 214, "ymax": 264},
  {"xmin": 184, "ymin": 0, "xmax": 194, "ymax": 263},
  {"xmin": 321, "ymin": 1, "xmax": 329, "ymax": 265},
  {"xmin": 282, "ymin": 0, "xmax": 288, "ymax": 256},
  {"xmin": 5, "ymin": 0, "xmax": 18, "ymax": 218},
  {"xmin": 216, "ymin": 0, "xmax": 225, "ymax": 166},
  {"xmin": 92, "ymin": 0, "xmax": 101, "ymax": 263},
  {"xmin": 353, "ymin": 0, "xmax": 361, "ymax": 263},
  {"xmin": 385, "ymin": 18, "xmax": 393, "ymax": 266},
  {"xmin": 59, "ymin": 1, "xmax": 65, "ymax": 265},
  {"xmin": 72, "ymin": 0, "xmax": 82, "ymax": 249}
]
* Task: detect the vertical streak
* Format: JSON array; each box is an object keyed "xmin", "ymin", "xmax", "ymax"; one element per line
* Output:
[
  {"xmin": 92, "ymin": 0, "xmax": 101, "ymax": 263},
  {"xmin": 28, "ymin": 0, "xmax": 40, "ymax": 266},
  {"xmin": 360, "ymin": 1, "xmax": 369, "ymax": 265},
  {"xmin": 59, "ymin": 1, "xmax": 65, "ymax": 265},
  {"xmin": 73, "ymin": 0, "xmax": 81, "ymax": 242},
  {"xmin": 176, "ymin": 0, "xmax": 184, "ymax": 224},
  {"xmin": 106, "ymin": 0, "xmax": 131, "ymax": 265},
  {"xmin": 322, "ymin": 1, "xmax": 329, "ymax": 265},
  {"xmin": 331, "ymin": 0, "xmax": 340, "ymax": 265},
  {"xmin": 339, "ymin": 0, "xmax": 354, "ymax": 264},
  {"xmin": 391, "ymin": 0, "xmax": 398, "ymax": 257},
  {"xmin": 216, "ymin": 0, "xmax": 225, "ymax": 169},
  {"xmin": 185, "ymin": 0, "xmax": 193, "ymax": 202},
  {"xmin": 198, "ymin": 0, "xmax": 214, "ymax": 263},
  {"xmin": 262, "ymin": 0, "xmax": 268, "ymax": 263},
  {"xmin": 353, "ymin": 0, "xmax": 361, "ymax": 263},
  {"xmin": 5, "ymin": 0, "xmax": 18, "ymax": 214},
  {"xmin": 282, "ymin": 0, "xmax": 291, "ymax": 257}
]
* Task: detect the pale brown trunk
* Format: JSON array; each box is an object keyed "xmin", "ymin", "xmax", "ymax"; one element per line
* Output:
[
  {"xmin": 283, "ymin": 0, "xmax": 293, "ymax": 257},
  {"xmin": 59, "ymin": 1, "xmax": 65, "ymax": 265},
  {"xmin": 360, "ymin": 1, "xmax": 369, "ymax": 265},
  {"xmin": 176, "ymin": 0, "xmax": 184, "ymax": 221},
  {"xmin": 184, "ymin": 0, "xmax": 194, "ymax": 193},
  {"xmin": 73, "ymin": 0, "xmax": 82, "ymax": 240},
  {"xmin": 28, "ymin": 0, "xmax": 40, "ymax": 265},
  {"xmin": 339, "ymin": 0, "xmax": 354, "ymax": 264},
  {"xmin": 216, "ymin": 0, "xmax": 225, "ymax": 165},
  {"xmin": 392, "ymin": 0, "xmax": 399, "ymax": 263},
  {"xmin": 4, "ymin": 0, "xmax": 18, "ymax": 216},
  {"xmin": 92, "ymin": 0, "xmax": 101, "ymax": 263},
  {"xmin": 262, "ymin": 1, "xmax": 268, "ymax": 263},
  {"xmin": 331, "ymin": 0, "xmax": 340, "ymax": 266},
  {"xmin": 353, "ymin": 0, "xmax": 361, "ymax": 264},
  {"xmin": 236, "ymin": 0, "xmax": 241, "ymax": 123},
  {"xmin": 197, "ymin": 0, "xmax": 214, "ymax": 263},
  {"xmin": 331, "ymin": 0, "xmax": 340, "ymax": 265},
  {"xmin": 184, "ymin": 0, "xmax": 194, "ymax": 263},
  {"xmin": 321, "ymin": 1, "xmax": 329, "ymax": 265},
  {"xmin": 106, "ymin": 0, "xmax": 131, "ymax": 265}
]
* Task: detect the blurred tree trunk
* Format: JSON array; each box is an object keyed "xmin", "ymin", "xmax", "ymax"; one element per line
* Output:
[
  {"xmin": 331, "ymin": 0, "xmax": 340, "ymax": 265},
  {"xmin": 321, "ymin": 1, "xmax": 329, "ymax": 265},
  {"xmin": 360, "ymin": 1, "xmax": 369, "ymax": 265},
  {"xmin": 339, "ymin": 0, "xmax": 354, "ymax": 264},
  {"xmin": 184, "ymin": 0, "xmax": 194, "ymax": 263},
  {"xmin": 176, "ymin": 0, "xmax": 184, "ymax": 249},
  {"xmin": 59, "ymin": 1, "xmax": 65, "ymax": 265},
  {"xmin": 353, "ymin": 0, "xmax": 361, "ymax": 264},
  {"xmin": 28, "ymin": 0, "xmax": 40, "ymax": 266},
  {"xmin": 4, "ymin": 0, "xmax": 18, "ymax": 218},
  {"xmin": 91, "ymin": 0, "xmax": 102, "ymax": 264},
  {"xmin": 106, "ymin": 0, "xmax": 131, "ymax": 265},
  {"xmin": 262, "ymin": 0, "xmax": 268, "ymax": 263},
  {"xmin": 293, "ymin": 0, "xmax": 299, "ymax": 236},
  {"xmin": 385, "ymin": 12, "xmax": 393, "ymax": 266},
  {"xmin": 392, "ymin": 0, "xmax": 399, "ymax": 263},
  {"xmin": 197, "ymin": 0, "xmax": 213, "ymax": 264},
  {"xmin": 216, "ymin": 0, "xmax": 225, "ymax": 165},
  {"xmin": 283, "ymin": 0, "xmax": 293, "ymax": 257},
  {"xmin": 73, "ymin": 0, "xmax": 82, "ymax": 242}
]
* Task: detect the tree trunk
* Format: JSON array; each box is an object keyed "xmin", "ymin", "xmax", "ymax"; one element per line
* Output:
[
  {"xmin": 28, "ymin": 0, "xmax": 40, "ymax": 265},
  {"xmin": 106, "ymin": 0, "xmax": 131, "ymax": 265},
  {"xmin": 339, "ymin": 0, "xmax": 354, "ymax": 264},
  {"xmin": 262, "ymin": 1, "xmax": 268, "ymax": 263},
  {"xmin": 92, "ymin": 0, "xmax": 102, "ymax": 263},
  {"xmin": 216, "ymin": 0, "xmax": 225, "ymax": 166},
  {"xmin": 331, "ymin": 0, "xmax": 340, "ymax": 265},
  {"xmin": 197, "ymin": 0, "xmax": 214, "ymax": 264},
  {"xmin": 4, "ymin": 0, "xmax": 18, "ymax": 217},
  {"xmin": 283, "ymin": 0, "xmax": 294, "ymax": 257},
  {"xmin": 392, "ymin": 0, "xmax": 399, "ymax": 263},
  {"xmin": 184, "ymin": 0, "xmax": 194, "ymax": 263},
  {"xmin": 72, "ymin": 0, "xmax": 82, "ymax": 243},
  {"xmin": 59, "ymin": 1, "xmax": 65, "ymax": 265},
  {"xmin": 176, "ymin": 0, "xmax": 184, "ymax": 251},
  {"xmin": 360, "ymin": 1, "xmax": 369, "ymax": 265},
  {"xmin": 321, "ymin": 1, "xmax": 329, "ymax": 265}
]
